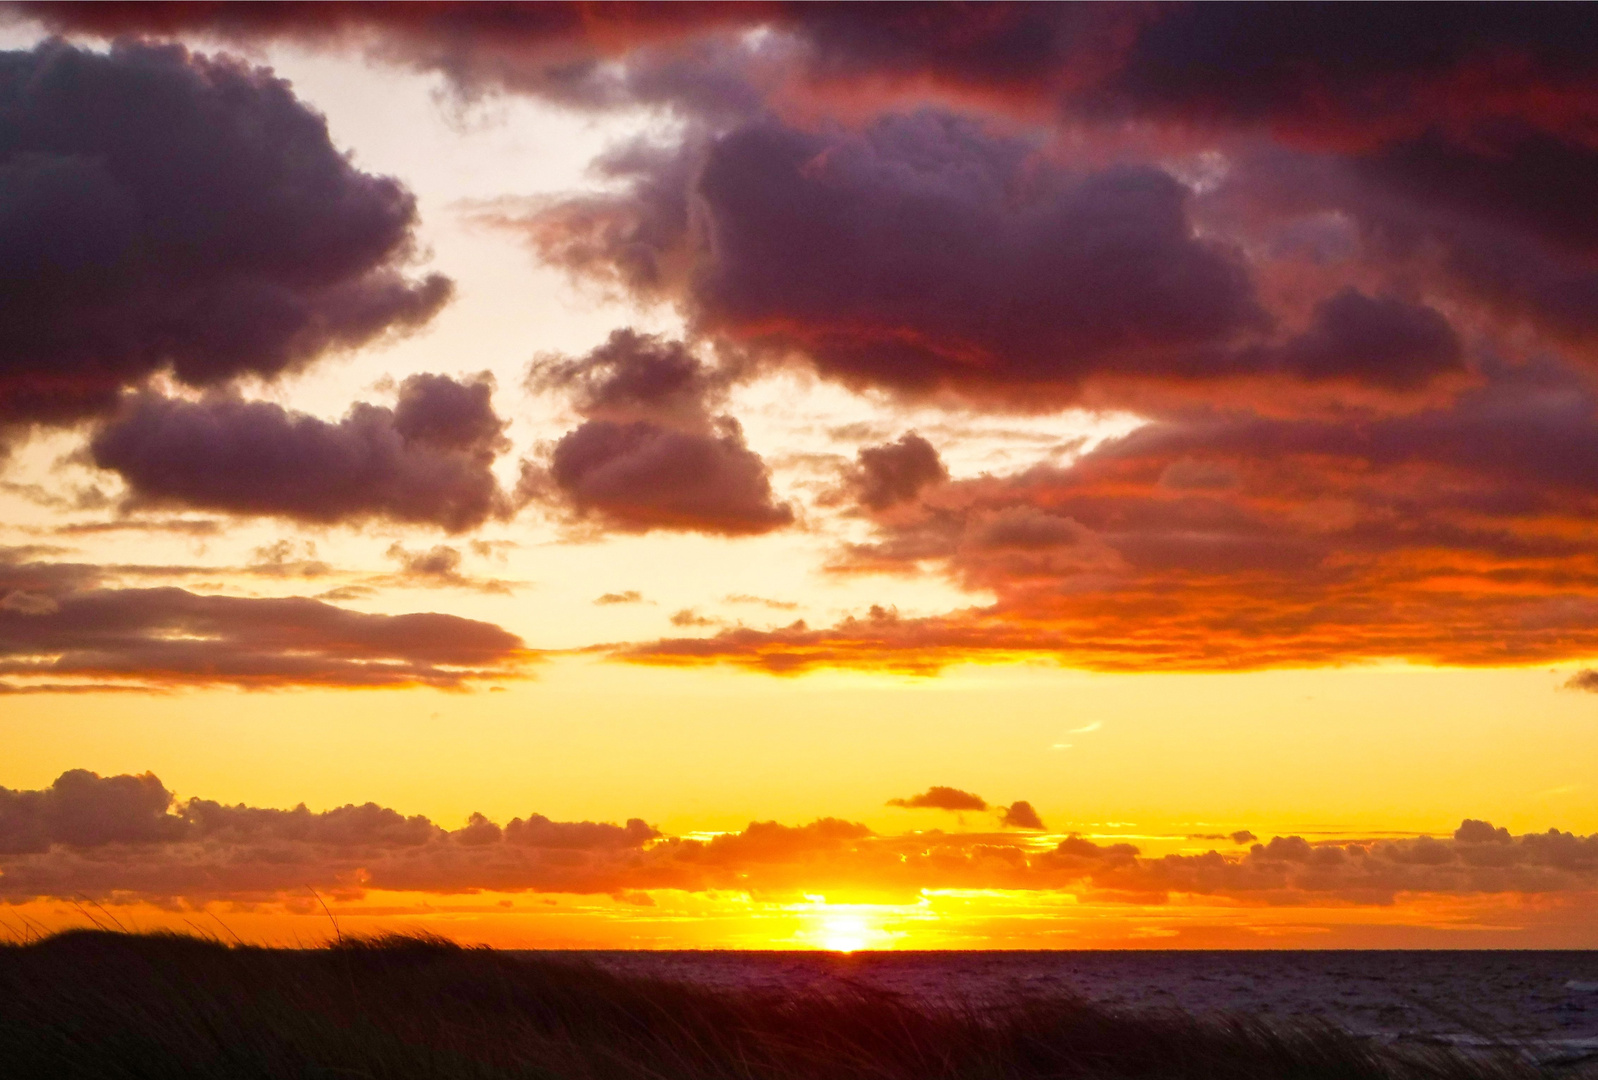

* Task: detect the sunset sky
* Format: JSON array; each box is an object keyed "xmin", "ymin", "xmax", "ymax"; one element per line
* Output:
[{"xmin": 2, "ymin": 3, "xmax": 1597, "ymax": 950}]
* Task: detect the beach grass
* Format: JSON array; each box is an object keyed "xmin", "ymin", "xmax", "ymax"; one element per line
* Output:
[{"xmin": 0, "ymin": 929, "xmax": 1584, "ymax": 1080}]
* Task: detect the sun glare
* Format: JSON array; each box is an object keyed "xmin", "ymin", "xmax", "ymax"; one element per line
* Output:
[{"xmin": 819, "ymin": 914, "xmax": 871, "ymax": 953}]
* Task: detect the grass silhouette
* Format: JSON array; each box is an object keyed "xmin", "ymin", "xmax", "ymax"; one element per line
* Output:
[{"xmin": 0, "ymin": 929, "xmax": 1584, "ymax": 1080}]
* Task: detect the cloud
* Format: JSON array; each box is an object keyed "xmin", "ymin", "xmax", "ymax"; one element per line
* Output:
[
  {"xmin": 379, "ymin": 542, "xmax": 515, "ymax": 595},
  {"xmin": 850, "ymin": 432, "xmax": 949, "ymax": 511},
  {"xmin": 669, "ymin": 608, "xmax": 716, "ymax": 628},
  {"xmin": 3, "ymin": 769, "xmax": 1597, "ymax": 911},
  {"xmin": 528, "ymin": 329, "xmax": 728, "ymax": 429},
  {"xmin": 1565, "ymin": 670, "xmax": 1598, "ymax": 693},
  {"xmin": 522, "ymin": 114, "xmax": 1271, "ymax": 405},
  {"xmin": 1231, "ymin": 830, "xmax": 1259, "ymax": 845},
  {"xmin": 542, "ymin": 418, "xmax": 794, "ymax": 536},
  {"xmin": 0, "ymin": 40, "xmax": 448, "ymax": 443},
  {"xmin": 723, "ymin": 594, "xmax": 799, "ymax": 611},
  {"xmin": 89, "ymin": 373, "xmax": 511, "ymax": 532},
  {"xmin": 1264, "ymin": 290, "xmax": 1463, "ymax": 389},
  {"xmin": 0, "ymin": 550, "xmax": 530, "ymax": 692},
  {"xmin": 594, "ymin": 591, "xmax": 644, "ymax": 606},
  {"xmin": 999, "ymin": 801, "xmax": 1045, "ymax": 830},
  {"xmin": 526, "ymin": 330, "xmax": 792, "ymax": 536},
  {"xmin": 888, "ymin": 786, "xmax": 988, "ymax": 812},
  {"xmin": 616, "ymin": 361, "xmax": 1598, "ymax": 674}
]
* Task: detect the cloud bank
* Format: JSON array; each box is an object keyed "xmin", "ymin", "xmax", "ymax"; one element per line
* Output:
[{"xmin": 2, "ymin": 770, "xmax": 1594, "ymax": 910}]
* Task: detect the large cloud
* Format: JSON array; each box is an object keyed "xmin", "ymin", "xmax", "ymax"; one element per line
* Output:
[
  {"xmin": 525, "ymin": 330, "xmax": 792, "ymax": 535},
  {"xmin": 523, "ymin": 114, "xmax": 1279, "ymax": 404},
  {"xmin": 89, "ymin": 373, "xmax": 512, "ymax": 532},
  {"xmin": 0, "ymin": 549, "xmax": 530, "ymax": 691},
  {"xmin": 2, "ymin": 769, "xmax": 1595, "ymax": 908},
  {"xmin": 0, "ymin": 40, "xmax": 449, "ymax": 442}
]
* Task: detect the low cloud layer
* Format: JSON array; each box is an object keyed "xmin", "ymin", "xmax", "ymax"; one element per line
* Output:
[
  {"xmin": 2, "ymin": 770, "xmax": 1594, "ymax": 909},
  {"xmin": 0, "ymin": 549, "xmax": 529, "ymax": 691},
  {"xmin": 89, "ymin": 374, "xmax": 512, "ymax": 532}
]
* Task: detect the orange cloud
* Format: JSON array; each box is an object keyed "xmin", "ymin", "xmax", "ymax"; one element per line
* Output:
[{"xmin": 620, "ymin": 361, "xmax": 1598, "ymax": 673}]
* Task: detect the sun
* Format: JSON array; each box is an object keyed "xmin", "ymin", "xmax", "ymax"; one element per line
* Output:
[{"xmin": 818, "ymin": 914, "xmax": 871, "ymax": 953}]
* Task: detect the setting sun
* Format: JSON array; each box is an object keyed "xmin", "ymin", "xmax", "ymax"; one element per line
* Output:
[{"xmin": 815, "ymin": 913, "xmax": 874, "ymax": 954}]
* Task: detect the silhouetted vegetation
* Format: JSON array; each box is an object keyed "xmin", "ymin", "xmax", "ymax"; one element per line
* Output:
[{"xmin": 0, "ymin": 930, "xmax": 1587, "ymax": 1080}]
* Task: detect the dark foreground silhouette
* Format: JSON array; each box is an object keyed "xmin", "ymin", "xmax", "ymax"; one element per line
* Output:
[{"xmin": 0, "ymin": 930, "xmax": 1588, "ymax": 1080}]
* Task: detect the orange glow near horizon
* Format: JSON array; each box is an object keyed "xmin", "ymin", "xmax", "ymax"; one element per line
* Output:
[{"xmin": 8, "ymin": 886, "xmax": 1597, "ymax": 952}]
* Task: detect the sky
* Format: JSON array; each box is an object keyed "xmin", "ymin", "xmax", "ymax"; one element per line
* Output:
[{"xmin": 1, "ymin": 2, "xmax": 1597, "ymax": 950}]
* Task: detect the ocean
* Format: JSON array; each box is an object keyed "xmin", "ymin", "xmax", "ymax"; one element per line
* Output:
[{"xmin": 541, "ymin": 950, "xmax": 1598, "ymax": 1063}]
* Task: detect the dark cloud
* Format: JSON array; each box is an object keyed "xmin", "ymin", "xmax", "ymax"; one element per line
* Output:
[
  {"xmin": 544, "ymin": 418, "xmax": 793, "ymax": 536},
  {"xmin": 999, "ymin": 800, "xmax": 1045, "ymax": 830},
  {"xmin": 0, "ymin": 550, "xmax": 529, "ymax": 691},
  {"xmin": 1564, "ymin": 670, "xmax": 1598, "ymax": 693},
  {"xmin": 0, "ymin": 769, "xmax": 182, "ymax": 854},
  {"xmin": 1231, "ymin": 830, "xmax": 1259, "ymax": 846},
  {"xmin": 594, "ymin": 591, "xmax": 644, "ymax": 606},
  {"xmin": 526, "ymin": 114, "xmax": 1265, "ymax": 404},
  {"xmin": 1266, "ymin": 290, "xmax": 1463, "ymax": 389},
  {"xmin": 851, "ymin": 432, "xmax": 948, "ymax": 511},
  {"xmin": 89, "ymin": 373, "xmax": 511, "ymax": 532},
  {"xmin": 528, "ymin": 328, "xmax": 727, "ymax": 429},
  {"xmin": 0, "ymin": 40, "xmax": 449, "ymax": 442},
  {"xmin": 527, "ymin": 331, "xmax": 792, "ymax": 536},
  {"xmin": 888, "ymin": 786, "xmax": 988, "ymax": 812},
  {"xmin": 3, "ymin": 770, "xmax": 1596, "ymax": 910},
  {"xmin": 28, "ymin": 6, "xmax": 1598, "ymax": 159}
]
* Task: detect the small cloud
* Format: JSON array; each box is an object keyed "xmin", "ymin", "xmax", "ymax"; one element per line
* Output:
[
  {"xmin": 724, "ymin": 593, "xmax": 800, "ymax": 611},
  {"xmin": 387, "ymin": 542, "xmax": 463, "ymax": 579},
  {"xmin": 887, "ymin": 786, "xmax": 988, "ymax": 812},
  {"xmin": 314, "ymin": 585, "xmax": 375, "ymax": 603},
  {"xmin": 595, "ymin": 590, "xmax": 645, "ymax": 605},
  {"xmin": 1230, "ymin": 830, "xmax": 1258, "ymax": 845},
  {"xmin": 1069, "ymin": 721, "xmax": 1102, "ymax": 734},
  {"xmin": 670, "ymin": 608, "xmax": 716, "ymax": 627},
  {"xmin": 1563, "ymin": 669, "xmax": 1598, "ymax": 692},
  {"xmin": 1050, "ymin": 743, "xmax": 1073, "ymax": 751},
  {"xmin": 999, "ymin": 800, "xmax": 1045, "ymax": 830}
]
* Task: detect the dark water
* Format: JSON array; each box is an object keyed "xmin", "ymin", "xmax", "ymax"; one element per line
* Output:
[{"xmin": 530, "ymin": 951, "xmax": 1598, "ymax": 1060}]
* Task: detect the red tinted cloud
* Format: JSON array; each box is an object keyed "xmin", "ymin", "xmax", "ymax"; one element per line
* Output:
[
  {"xmin": 0, "ymin": 550, "xmax": 530, "ymax": 691},
  {"xmin": 621, "ymin": 362, "xmax": 1598, "ymax": 673},
  {"xmin": 2, "ymin": 770, "xmax": 1595, "ymax": 908},
  {"xmin": 0, "ymin": 40, "xmax": 448, "ymax": 441},
  {"xmin": 89, "ymin": 374, "xmax": 512, "ymax": 532}
]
